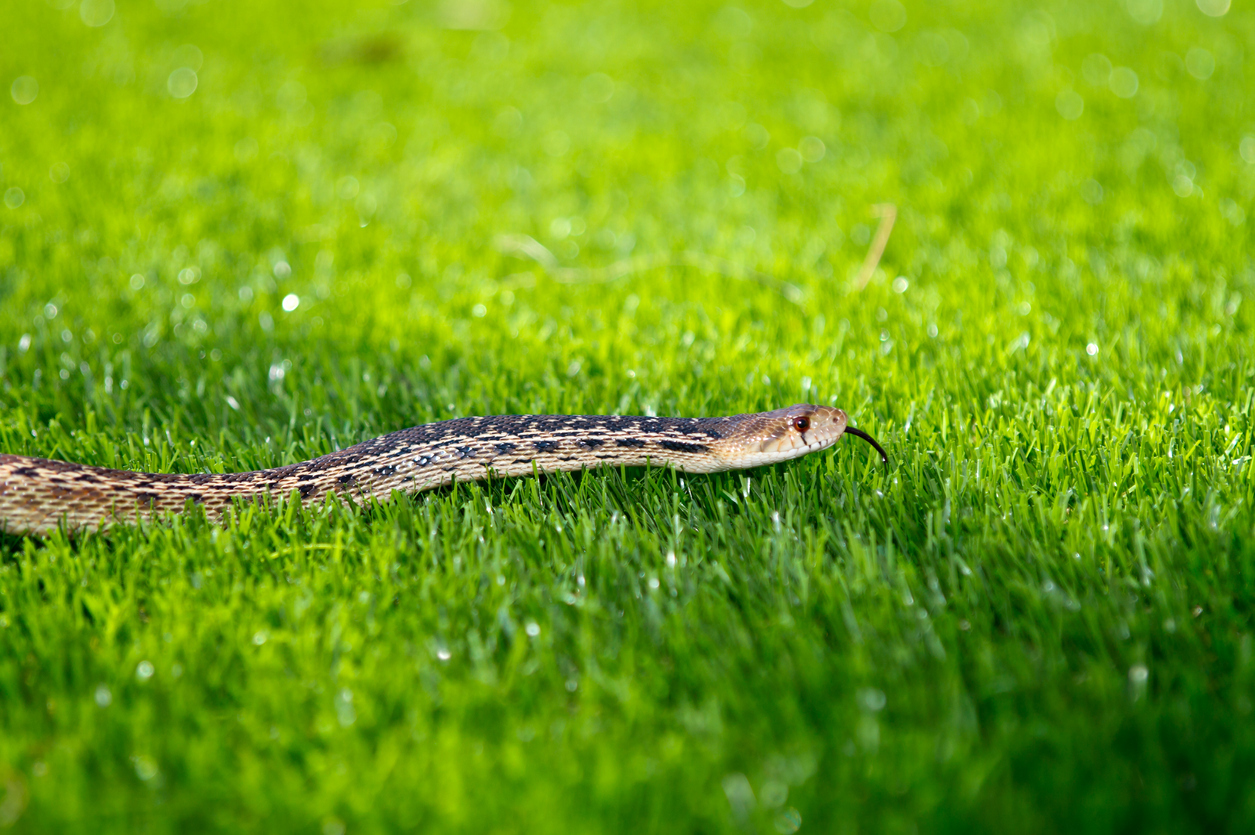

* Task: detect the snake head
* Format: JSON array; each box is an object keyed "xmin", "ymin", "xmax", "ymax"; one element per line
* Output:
[
  {"xmin": 715, "ymin": 404, "xmax": 887, "ymax": 469},
  {"xmin": 714, "ymin": 404, "xmax": 845, "ymax": 468},
  {"xmin": 761, "ymin": 404, "xmax": 849, "ymax": 456}
]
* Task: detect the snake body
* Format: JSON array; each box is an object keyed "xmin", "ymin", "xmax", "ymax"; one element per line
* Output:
[{"xmin": 0, "ymin": 404, "xmax": 886, "ymax": 536}]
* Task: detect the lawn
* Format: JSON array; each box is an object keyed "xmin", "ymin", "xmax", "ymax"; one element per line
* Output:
[{"xmin": 1, "ymin": 0, "xmax": 1253, "ymax": 831}]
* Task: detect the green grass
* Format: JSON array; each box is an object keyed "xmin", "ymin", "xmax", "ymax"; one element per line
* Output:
[{"xmin": 1, "ymin": 0, "xmax": 1253, "ymax": 831}]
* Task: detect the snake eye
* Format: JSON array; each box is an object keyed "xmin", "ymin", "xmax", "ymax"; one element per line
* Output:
[{"xmin": 792, "ymin": 416, "xmax": 810, "ymax": 433}]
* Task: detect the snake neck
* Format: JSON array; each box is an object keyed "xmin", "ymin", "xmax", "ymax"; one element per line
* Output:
[{"xmin": 285, "ymin": 413, "xmax": 739, "ymax": 488}]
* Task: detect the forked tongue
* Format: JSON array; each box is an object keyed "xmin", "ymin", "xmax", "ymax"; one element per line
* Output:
[{"xmin": 844, "ymin": 427, "xmax": 889, "ymax": 465}]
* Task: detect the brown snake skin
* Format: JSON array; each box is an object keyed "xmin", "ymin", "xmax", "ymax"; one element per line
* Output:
[{"xmin": 0, "ymin": 404, "xmax": 887, "ymax": 536}]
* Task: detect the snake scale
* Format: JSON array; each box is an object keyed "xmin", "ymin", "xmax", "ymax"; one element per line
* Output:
[{"xmin": 0, "ymin": 404, "xmax": 887, "ymax": 536}]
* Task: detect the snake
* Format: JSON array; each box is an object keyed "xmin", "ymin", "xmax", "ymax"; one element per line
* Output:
[{"xmin": 0, "ymin": 404, "xmax": 887, "ymax": 536}]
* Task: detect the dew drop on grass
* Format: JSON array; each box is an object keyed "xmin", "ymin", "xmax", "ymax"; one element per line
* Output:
[
  {"xmin": 1186, "ymin": 48, "xmax": 1215, "ymax": 80},
  {"xmin": 776, "ymin": 148, "xmax": 802, "ymax": 174},
  {"xmin": 80, "ymin": 0, "xmax": 114, "ymax": 27},
  {"xmin": 1109, "ymin": 67, "xmax": 1139, "ymax": 98},
  {"xmin": 1240, "ymin": 136, "xmax": 1255, "ymax": 165},
  {"xmin": 1055, "ymin": 90, "xmax": 1083, "ymax": 120},
  {"xmin": 10, "ymin": 76, "xmax": 38, "ymax": 105},
  {"xmin": 173, "ymin": 43, "xmax": 203, "ymax": 71},
  {"xmin": 581, "ymin": 72, "xmax": 615, "ymax": 103},
  {"xmin": 857, "ymin": 687, "xmax": 886, "ymax": 711},
  {"xmin": 132, "ymin": 754, "xmax": 159, "ymax": 781},
  {"xmin": 775, "ymin": 807, "xmax": 803, "ymax": 834},
  {"xmin": 543, "ymin": 130, "xmax": 570, "ymax": 157},
  {"xmin": 1126, "ymin": 0, "xmax": 1162, "ymax": 26},
  {"xmin": 168, "ymin": 67, "xmax": 198, "ymax": 98},
  {"xmin": 799, "ymin": 136, "xmax": 825, "ymax": 162}
]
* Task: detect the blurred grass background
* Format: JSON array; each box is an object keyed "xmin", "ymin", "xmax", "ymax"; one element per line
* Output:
[{"xmin": 1, "ymin": 0, "xmax": 1254, "ymax": 831}]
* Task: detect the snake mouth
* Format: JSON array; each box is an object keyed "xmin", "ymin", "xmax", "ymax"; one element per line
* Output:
[{"xmin": 844, "ymin": 427, "xmax": 889, "ymax": 465}]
